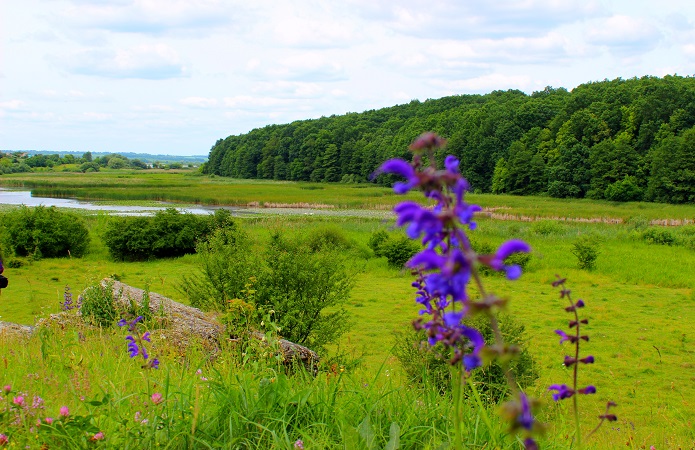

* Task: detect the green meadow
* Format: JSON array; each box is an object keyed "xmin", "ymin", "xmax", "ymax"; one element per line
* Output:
[{"xmin": 0, "ymin": 173, "xmax": 694, "ymax": 448}]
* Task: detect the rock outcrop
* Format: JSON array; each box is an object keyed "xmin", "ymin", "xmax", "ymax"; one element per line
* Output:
[{"xmin": 3, "ymin": 279, "xmax": 319, "ymax": 370}]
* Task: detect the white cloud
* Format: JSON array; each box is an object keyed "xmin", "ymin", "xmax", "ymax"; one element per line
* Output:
[
  {"xmin": 61, "ymin": 44, "xmax": 188, "ymax": 79},
  {"xmin": 251, "ymin": 81, "xmax": 324, "ymax": 99},
  {"xmin": 55, "ymin": 0, "xmax": 243, "ymax": 35},
  {"xmin": 223, "ymin": 96, "xmax": 295, "ymax": 111},
  {"xmin": 180, "ymin": 97, "xmax": 219, "ymax": 108},
  {"xmin": 0, "ymin": 100, "xmax": 26, "ymax": 110},
  {"xmin": 430, "ymin": 73, "xmax": 537, "ymax": 94},
  {"xmin": 347, "ymin": 0, "xmax": 603, "ymax": 39},
  {"xmin": 585, "ymin": 15, "xmax": 663, "ymax": 56},
  {"xmin": 247, "ymin": 54, "xmax": 346, "ymax": 82}
]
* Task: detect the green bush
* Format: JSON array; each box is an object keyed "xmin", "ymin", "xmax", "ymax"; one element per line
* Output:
[
  {"xmin": 103, "ymin": 208, "xmax": 217, "ymax": 261},
  {"xmin": 641, "ymin": 227, "xmax": 676, "ymax": 246},
  {"xmin": 1, "ymin": 205, "xmax": 90, "ymax": 258},
  {"xmin": 381, "ymin": 236, "xmax": 420, "ymax": 268},
  {"xmin": 531, "ymin": 220, "xmax": 564, "ymax": 236},
  {"xmin": 180, "ymin": 224, "xmax": 256, "ymax": 311},
  {"xmin": 79, "ymin": 280, "xmax": 118, "ymax": 327},
  {"xmin": 256, "ymin": 233, "xmax": 356, "ymax": 351},
  {"xmin": 571, "ymin": 235, "xmax": 601, "ymax": 270},
  {"xmin": 306, "ymin": 225, "xmax": 352, "ymax": 252},
  {"xmin": 368, "ymin": 230, "xmax": 390, "ymax": 257},
  {"xmin": 393, "ymin": 314, "xmax": 538, "ymax": 403}
]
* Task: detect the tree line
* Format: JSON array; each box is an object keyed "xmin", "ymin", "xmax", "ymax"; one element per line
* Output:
[
  {"xmin": 0, "ymin": 151, "xmax": 188, "ymax": 174},
  {"xmin": 203, "ymin": 75, "xmax": 695, "ymax": 204}
]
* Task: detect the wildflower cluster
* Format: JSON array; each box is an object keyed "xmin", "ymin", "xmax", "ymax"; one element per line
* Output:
[
  {"xmin": 0, "ymin": 385, "xmax": 104, "ymax": 446},
  {"xmin": 379, "ymin": 132, "xmax": 537, "ymax": 446},
  {"xmin": 118, "ymin": 314, "xmax": 159, "ymax": 369}
]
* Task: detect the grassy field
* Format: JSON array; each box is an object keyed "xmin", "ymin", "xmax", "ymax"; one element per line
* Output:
[{"xmin": 0, "ymin": 174, "xmax": 694, "ymax": 448}]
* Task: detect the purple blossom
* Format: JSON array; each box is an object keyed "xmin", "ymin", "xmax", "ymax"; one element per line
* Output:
[
  {"xmin": 580, "ymin": 355, "xmax": 595, "ymax": 364},
  {"xmin": 578, "ymin": 385, "xmax": 596, "ymax": 395},
  {"xmin": 555, "ymin": 329, "xmax": 571, "ymax": 343},
  {"xmin": 524, "ymin": 438, "xmax": 539, "ymax": 450},
  {"xmin": 126, "ymin": 336, "xmax": 139, "ymax": 358},
  {"xmin": 488, "ymin": 240, "xmax": 531, "ymax": 280},
  {"xmin": 517, "ymin": 393, "xmax": 534, "ymax": 430},
  {"xmin": 377, "ymin": 159, "xmax": 419, "ymax": 194},
  {"xmin": 548, "ymin": 384, "xmax": 575, "ymax": 401}
]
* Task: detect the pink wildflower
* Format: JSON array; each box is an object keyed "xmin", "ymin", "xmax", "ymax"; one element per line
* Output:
[
  {"xmin": 59, "ymin": 406, "xmax": 69, "ymax": 417},
  {"xmin": 12, "ymin": 396, "xmax": 24, "ymax": 407},
  {"xmin": 2, "ymin": 386, "xmax": 10, "ymax": 394},
  {"xmin": 0, "ymin": 434, "xmax": 7, "ymax": 445},
  {"xmin": 44, "ymin": 417, "xmax": 54, "ymax": 425},
  {"xmin": 294, "ymin": 439, "xmax": 304, "ymax": 449},
  {"xmin": 90, "ymin": 431, "xmax": 105, "ymax": 441},
  {"xmin": 151, "ymin": 392, "xmax": 163, "ymax": 405}
]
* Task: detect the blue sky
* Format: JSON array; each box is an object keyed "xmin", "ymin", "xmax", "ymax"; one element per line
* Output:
[{"xmin": 2, "ymin": 0, "xmax": 694, "ymax": 156}]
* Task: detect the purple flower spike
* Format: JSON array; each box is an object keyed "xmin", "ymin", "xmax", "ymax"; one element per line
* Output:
[{"xmin": 548, "ymin": 384, "xmax": 575, "ymax": 401}]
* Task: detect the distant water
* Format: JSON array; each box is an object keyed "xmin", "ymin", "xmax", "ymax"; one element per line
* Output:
[
  {"xmin": 0, "ymin": 188, "xmax": 390, "ymax": 218},
  {"xmin": 0, "ymin": 188, "xmax": 217, "ymax": 216}
]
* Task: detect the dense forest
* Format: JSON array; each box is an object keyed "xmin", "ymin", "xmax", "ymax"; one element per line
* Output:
[{"xmin": 204, "ymin": 75, "xmax": 695, "ymax": 203}]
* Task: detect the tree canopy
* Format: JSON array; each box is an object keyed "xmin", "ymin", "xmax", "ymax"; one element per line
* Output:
[{"xmin": 204, "ymin": 75, "xmax": 695, "ymax": 204}]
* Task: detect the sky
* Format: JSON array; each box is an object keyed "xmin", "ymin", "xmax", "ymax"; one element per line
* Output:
[{"xmin": 2, "ymin": 1, "xmax": 695, "ymax": 156}]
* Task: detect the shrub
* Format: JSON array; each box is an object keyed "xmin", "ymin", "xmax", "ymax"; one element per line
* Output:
[
  {"xmin": 7, "ymin": 259, "xmax": 23, "ymax": 269},
  {"xmin": 381, "ymin": 236, "xmax": 420, "ymax": 268},
  {"xmin": 180, "ymin": 224, "xmax": 256, "ymax": 312},
  {"xmin": 1, "ymin": 205, "xmax": 90, "ymax": 258},
  {"xmin": 641, "ymin": 227, "xmax": 676, "ymax": 246},
  {"xmin": 393, "ymin": 313, "xmax": 538, "ymax": 403},
  {"xmin": 531, "ymin": 220, "xmax": 564, "ymax": 236},
  {"xmin": 79, "ymin": 280, "xmax": 118, "ymax": 327},
  {"xmin": 504, "ymin": 251, "xmax": 532, "ymax": 273},
  {"xmin": 368, "ymin": 230, "xmax": 390, "ymax": 257},
  {"xmin": 306, "ymin": 225, "xmax": 352, "ymax": 252},
  {"xmin": 103, "ymin": 208, "xmax": 215, "ymax": 261},
  {"xmin": 571, "ymin": 235, "xmax": 601, "ymax": 270},
  {"xmin": 255, "ymin": 232, "xmax": 356, "ymax": 351}
]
